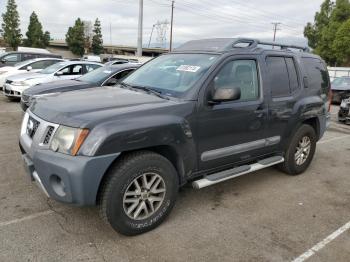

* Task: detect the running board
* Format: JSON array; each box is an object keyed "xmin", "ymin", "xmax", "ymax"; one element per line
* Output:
[{"xmin": 192, "ymin": 156, "xmax": 284, "ymax": 189}]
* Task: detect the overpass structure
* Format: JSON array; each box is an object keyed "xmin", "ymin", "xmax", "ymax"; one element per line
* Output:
[{"xmin": 49, "ymin": 40, "xmax": 168, "ymax": 57}]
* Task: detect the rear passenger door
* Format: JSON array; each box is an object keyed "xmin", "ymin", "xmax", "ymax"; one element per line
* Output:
[{"xmin": 264, "ymin": 55, "xmax": 301, "ymax": 151}]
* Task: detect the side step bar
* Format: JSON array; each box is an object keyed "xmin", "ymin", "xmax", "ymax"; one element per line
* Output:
[{"xmin": 192, "ymin": 156, "xmax": 284, "ymax": 189}]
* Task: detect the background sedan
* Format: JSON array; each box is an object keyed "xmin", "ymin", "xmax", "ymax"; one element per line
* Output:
[
  {"xmin": 0, "ymin": 58, "xmax": 64, "ymax": 89},
  {"xmin": 21, "ymin": 63, "xmax": 139, "ymax": 111},
  {"xmin": 3, "ymin": 60, "xmax": 102, "ymax": 100}
]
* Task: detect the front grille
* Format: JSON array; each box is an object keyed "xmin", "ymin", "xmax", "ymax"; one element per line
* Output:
[
  {"xmin": 43, "ymin": 126, "xmax": 54, "ymax": 144},
  {"xmin": 5, "ymin": 79, "xmax": 12, "ymax": 84},
  {"xmin": 26, "ymin": 116, "xmax": 40, "ymax": 138}
]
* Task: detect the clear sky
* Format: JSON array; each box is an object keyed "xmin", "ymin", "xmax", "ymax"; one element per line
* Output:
[{"xmin": 0, "ymin": 0, "xmax": 324, "ymax": 48}]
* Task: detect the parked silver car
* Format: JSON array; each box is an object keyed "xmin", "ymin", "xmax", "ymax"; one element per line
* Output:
[{"xmin": 3, "ymin": 61, "xmax": 102, "ymax": 99}]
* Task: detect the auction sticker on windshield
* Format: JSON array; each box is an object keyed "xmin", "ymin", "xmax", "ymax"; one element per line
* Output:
[{"xmin": 176, "ymin": 65, "xmax": 201, "ymax": 73}]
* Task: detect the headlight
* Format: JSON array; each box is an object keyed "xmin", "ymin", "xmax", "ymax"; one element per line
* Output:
[
  {"xmin": 11, "ymin": 81, "xmax": 27, "ymax": 86},
  {"xmin": 50, "ymin": 126, "xmax": 89, "ymax": 155}
]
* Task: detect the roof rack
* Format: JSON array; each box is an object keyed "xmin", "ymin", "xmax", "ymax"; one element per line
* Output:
[
  {"xmin": 175, "ymin": 38, "xmax": 310, "ymax": 53},
  {"xmin": 234, "ymin": 39, "xmax": 310, "ymax": 52}
]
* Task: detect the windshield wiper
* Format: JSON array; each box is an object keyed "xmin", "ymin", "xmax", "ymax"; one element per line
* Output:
[{"xmin": 120, "ymin": 82, "xmax": 169, "ymax": 100}]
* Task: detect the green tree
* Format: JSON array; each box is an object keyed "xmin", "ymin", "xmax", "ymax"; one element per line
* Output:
[
  {"xmin": 91, "ymin": 18, "xmax": 103, "ymax": 55},
  {"xmin": 23, "ymin": 12, "xmax": 50, "ymax": 48},
  {"xmin": 304, "ymin": 0, "xmax": 350, "ymax": 65},
  {"xmin": 333, "ymin": 18, "xmax": 350, "ymax": 65},
  {"xmin": 1, "ymin": 0, "xmax": 22, "ymax": 50},
  {"xmin": 65, "ymin": 18, "xmax": 85, "ymax": 57},
  {"xmin": 43, "ymin": 31, "xmax": 51, "ymax": 47}
]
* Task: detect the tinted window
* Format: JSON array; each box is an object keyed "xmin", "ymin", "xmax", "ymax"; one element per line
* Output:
[
  {"xmin": 302, "ymin": 58, "xmax": 330, "ymax": 94},
  {"xmin": 266, "ymin": 56, "xmax": 290, "ymax": 97},
  {"xmin": 3, "ymin": 53, "xmax": 20, "ymax": 62},
  {"xmin": 285, "ymin": 57, "xmax": 299, "ymax": 93},
  {"xmin": 104, "ymin": 69, "xmax": 135, "ymax": 86},
  {"xmin": 213, "ymin": 60, "xmax": 259, "ymax": 101},
  {"xmin": 22, "ymin": 53, "xmax": 36, "ymax": 61}
]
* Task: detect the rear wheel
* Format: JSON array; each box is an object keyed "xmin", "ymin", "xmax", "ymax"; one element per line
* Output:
[
  {"xmin": 98, "ymin": 151, "xmax": 179, "ymax": 236},
  {"xmin": 279, "ymin": 124, "xmax": 317, "ymax": 175}
]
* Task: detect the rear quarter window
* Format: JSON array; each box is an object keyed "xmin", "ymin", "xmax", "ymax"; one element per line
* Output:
[{"xmin": 302, "ymin": 57, "xmax": 330, "ymax": 94}]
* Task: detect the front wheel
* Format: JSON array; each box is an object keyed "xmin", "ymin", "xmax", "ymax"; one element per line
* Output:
[
  {"xmin": 98, "ymin": 151, "xmax": 179, "ymax": 236},
  {"xmin": 279, "ymin": 124, "xmax": 317, "ymax": 175}
]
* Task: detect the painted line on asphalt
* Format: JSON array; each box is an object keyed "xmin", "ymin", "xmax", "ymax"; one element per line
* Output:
[
  {"xmin": 292, "ymin": 221, "xmax": 350, "ymax": 262},
  {"xmin": 0, "ymin": 210, "xmax": 54, "ymax": 228},
  {"xmin": 318, "ymin": 135, "xmax": 350, "ymax": 144}
]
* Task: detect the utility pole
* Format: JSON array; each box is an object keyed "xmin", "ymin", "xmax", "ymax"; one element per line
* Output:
[
  {"xmin": 169, "ymin": 0, "xmax": 175, "ymax": 51},
  {"xmin": 137, "ymin": 0, "xmax": 143, "ymax": 57},
  {"xmin": 271, "ymin": 22, "xmax": 281, "ymax": 42}
]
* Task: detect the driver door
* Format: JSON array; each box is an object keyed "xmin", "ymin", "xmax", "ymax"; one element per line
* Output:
[{"xmin": 196, "ymin": 56, "xmax": 270, "ymax": 170}]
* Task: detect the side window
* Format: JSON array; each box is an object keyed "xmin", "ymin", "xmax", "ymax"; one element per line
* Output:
[
  {"xmin": 72, "ymin": 64, "xmax": 83, "ymax": 75},
  {"xmin": 43, "ymin": 60, "xmax": 59, "ymax": 68},
  {"xmin": 285, "ymin": 57, "xmax": 299, "ymax": 93},
  {"xmin": 104, "ymin": 69, "xmax": 135, "ymax": 86},
  {"xmin": 58, "ymin": 65, "xmax": 71, "ymax": 75},
  {"xmin": 85, "ymin": 64, "xmax": 100, "ymax": 72},
  {"xmin": 22, "ymin": 53, "xmax": 36, "ymax": 61},
  {"xmin": 3, "ymin": 53, "xmax": 20, "ymax": 62},
  {"xmin": 29, "ymin": 60, "xmax": 48, "ymax": 70},
  {"xmin": 266, "ymin": 57, "xmax": 290, "ymax": 97},
  {"xmin": 302, "ymin": 57, "xmax": 330, "ymax": 94},
  {"xmin": 213, "ymin": 60, "xmax": 259, "ymax": 102}
]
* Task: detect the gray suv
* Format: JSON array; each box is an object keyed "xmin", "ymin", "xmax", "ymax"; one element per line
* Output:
[{"xmin": 19, "ymin": 38, "xmax": 331, "ymax": 236}]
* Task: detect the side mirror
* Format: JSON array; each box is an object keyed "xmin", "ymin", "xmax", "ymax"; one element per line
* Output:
[
  {"xmin": 209, "ymin": 87, "xmax": 241, "ymax": 104},
  {"xmin": 56, "ymin": 71, "xmax": 64, "ymax": 76},
  {"xmin": 1, "ymin": 59, "xmax": 6, "ymax": 64},
  {"xmin": 26, "ymin": 66, "xmax": 32, "ymax": 71}
]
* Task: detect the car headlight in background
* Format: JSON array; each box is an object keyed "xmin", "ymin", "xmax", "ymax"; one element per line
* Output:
[
  {"xmin": 11, "ymin": 81, "xmax": 28, "ymax": 86},
  {"xmin": 50, "ymin": 126, "xmax": 89, "ymax": 156}
]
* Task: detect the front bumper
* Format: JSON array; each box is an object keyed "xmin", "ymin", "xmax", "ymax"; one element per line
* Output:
[
  {"xmin": 20, "ymin": 145, "xmax": 119, "ymax": 206},
  {"xmin": 19, "ymin": 110, "xmax": 120, "ymax": 206},
  {"xmin": 3, "ymin": 83, "xmax": 29, "ymax": 97}
]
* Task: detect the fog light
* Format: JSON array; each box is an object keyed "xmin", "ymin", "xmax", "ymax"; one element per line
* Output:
[{"xmin": 50, "ymin": 175, "xmax": 66, "ymax": 197}]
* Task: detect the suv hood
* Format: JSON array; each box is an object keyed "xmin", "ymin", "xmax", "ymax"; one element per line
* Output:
[
  {"xmin": 30, "ymin": 86, "xmax": 178, "ymax": 127},
  {"xmin": 24, "ymin": 79, "xmax": 91, "ymax": 96}
]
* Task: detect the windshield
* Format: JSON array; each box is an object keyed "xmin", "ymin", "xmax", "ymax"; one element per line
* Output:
[
  {"xmin": 40, "ymin": 62, "xmax": 66, "ymax": 74},
  {"xmin": 78, "ymin": 66, "xmax": 113, "ymax": 83},
  {"xmin": 123, "ymin": 53, "xmax": 218, "ymax": 97},
  {"xmin": 332, "ymin": 77, "xmax": 350, "ymax": 87}
]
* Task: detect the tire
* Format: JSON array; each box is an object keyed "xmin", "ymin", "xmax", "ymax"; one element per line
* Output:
[
  {"xmin": 98, "ymin": 151, "xmax": 179, "ymax": 236},
  {"xmin": 278, "ymin": 124, "xmax": 317, "ymax": 175}
]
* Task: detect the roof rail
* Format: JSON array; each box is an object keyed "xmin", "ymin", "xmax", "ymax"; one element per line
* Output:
[
  {"xmin": 174, "ymin": 38, "xmax": 310, "ymax": 53},
  {"xmin": 231, "ymin": 38, "xmax": 309, "ymax": 52}
]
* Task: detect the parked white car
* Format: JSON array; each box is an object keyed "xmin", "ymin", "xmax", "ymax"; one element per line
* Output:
[
  {"xmin": 3, "ymin": 61, "xmax": 102, "ymax": 99},
  {"xmin": 0, "ymin": 58, "xmax": 64, "ymax": 88}
]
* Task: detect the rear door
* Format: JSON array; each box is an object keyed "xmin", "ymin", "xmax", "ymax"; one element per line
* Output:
[{"xmin": 264, "ymin": 55, "xmax": 302, "ymax": 151}]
